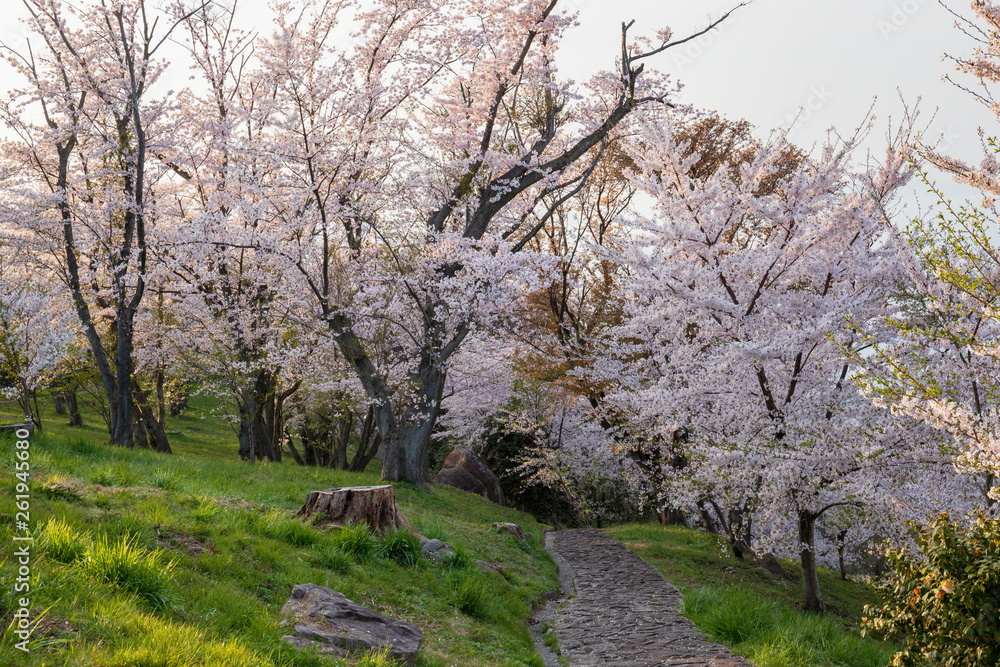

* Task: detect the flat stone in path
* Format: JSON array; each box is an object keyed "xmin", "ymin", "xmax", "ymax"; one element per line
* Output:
[{"xmin": 547, "ymin": 529, "xmax": 753, "ymax": 667}]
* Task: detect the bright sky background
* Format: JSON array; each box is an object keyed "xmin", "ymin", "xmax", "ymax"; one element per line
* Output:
[
  {"xmin": 560, "ymin": 0, "xmax": 993, "ymax": 212},
  {"xmin": 0, "ymin": 0, "xmax": 993, "ymax": 210}
]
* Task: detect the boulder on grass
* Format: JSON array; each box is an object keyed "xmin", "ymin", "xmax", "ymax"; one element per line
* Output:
[
  {"xmin": 421, "ymin": 538, "xmax": 455, "ymax": 562},
  {"xmin": 281, "ymin": 584, "xmax": 422, "ymax": 666},
  {"xmin": 434, "ymin": 447, "xmax": 505, "ymax": 505}
]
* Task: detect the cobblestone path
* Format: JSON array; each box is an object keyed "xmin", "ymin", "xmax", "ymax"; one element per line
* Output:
[{"xmin": 546, "ymin": 529, "xmax": 753, "ymax": 667}]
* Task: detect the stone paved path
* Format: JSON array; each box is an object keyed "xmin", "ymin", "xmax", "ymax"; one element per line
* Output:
[{"xmin": 546, "ymin": 529, "xmax": 753, "ymax": 667}]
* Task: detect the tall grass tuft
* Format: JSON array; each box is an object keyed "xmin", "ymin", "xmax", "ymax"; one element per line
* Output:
[
  {"xmin": 449, "ymin": 570, "xmax": 495, "ymax": 620},
  {"xmin": 684, "ymin": 587, "xmax": 778, "ymax": 645},
  {"xmin": 38, "ymin": 517, "xmax": 91, "ymax": 564},
  {"xmin": 444, "ymin": 543, "xmax": 474, "ymax": 570},
  {"xmin": 310, "ymin": 544, "xmax": 354, "ymax": 574},
  {"xmin": 378, "ymin": 529, "xmax": 422, "ymax": 567},
  {"xmin": 146, "ymin": 468, "xmax": 183, "ymax": 491},
  {"xmin": 356, "ymin": 646, "xmax": 404, "ymax": 667},
  {"xmin": 81, "ymin": 534, "xmax": 176, "ymax": 611},
  {"xmin": 331, "ymin": 522, "xmax": 380, "ymax": 563},
  {"xmin": 257, "ymin": 510, "xmax": 321, "ymax": 547}
]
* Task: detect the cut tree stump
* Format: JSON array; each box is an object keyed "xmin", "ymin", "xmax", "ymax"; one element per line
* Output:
[{"xmin": 297, "ymin": 485, "xmax": 417, "ymax": 535}]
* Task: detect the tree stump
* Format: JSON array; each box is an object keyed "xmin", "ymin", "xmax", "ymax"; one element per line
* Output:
[{"xmin": 297, "ymin": 485, "xmax": 415, "ymax": 535}]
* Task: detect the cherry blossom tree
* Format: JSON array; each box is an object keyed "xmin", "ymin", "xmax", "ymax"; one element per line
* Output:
[
  {"xmin": 850, "ymin": 1, "xmax": 1000, "ymax": 503},
  {"xmin": 236, "ymin": 0, "xmax": 748, "ymax": 483},
  {"xmin": 590, "ymin": 114, "xmax": 940, "ymax": 611},
  {"xmin": 0, "ymin": 239, "xmax": 74, "ymax": 423},
  {"xmin": 0, "ymin": 0, "xmax": 202, "ymax": 448}
]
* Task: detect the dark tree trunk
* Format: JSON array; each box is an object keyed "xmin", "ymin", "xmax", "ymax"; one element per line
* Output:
[
  {"xmin": 55, "ymin": 394, "xmax": 67, "ymax": 415},
  {"xmin": 238, "ymin": 369, "xmax": 279, "ymax": 462},
  {"xmin": 799, "ymin": 510, "xmax": 824, "ymax": 612},
  {"xmin": 65, "ymin": 392, "xmax": 84, "ymax": 427},
  {"xmin": 835, "ymin": 528, "xmax": 849, "ymax": 581},
  {"xmin": 348, "ymin": 406, "xmax": 381, "ymax": 473},
  {"xmin": 132, "ymin": 386, "xmax": 171, "ymax": 453},
  {"xmin": 30, "ymin": 389, "xmax": 42, "ymax": 432},
  {"xmin": 380, "ymin": 362, "xmax": 445, "ymax": 485},
  {"xmin": 170, "ymin": 391, "xmax": 189, "ymax": 417},
  {"xmin": 699, "ymin": 496, "xmax": 756, "ymax": 560},
  {"xmin": 155, "ymin": 364, "xmax": 166, "ymax": 427}
]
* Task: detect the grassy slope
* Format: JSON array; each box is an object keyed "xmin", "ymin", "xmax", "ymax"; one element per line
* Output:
[
  {"xmin": 608, "ymin": 524, "xmax": 896, "ymax": 667},
  {"xmin": 0, "ymin": 396, "xmax": 558, "ymax": 667}
]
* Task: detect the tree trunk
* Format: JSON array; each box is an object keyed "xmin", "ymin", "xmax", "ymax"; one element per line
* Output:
[
  {"xmin": 836, "ymin": 528, "xmax": 849, "ymax": 581},
  {"xmin": 297, "ymin": 485, "xmax": 417, "ymax": 535},
  {"xmin": 238, "ymin": 369, "xmax": 278, "ymax": 462},
  {"xmin": 55, "ymin": 394, "xmax": 67, "ymax": 415},
  {"xmin": 30, "ymin": 389, "xmax": 42, "ymax": 432},
  {"xmin": 348, "ymin": 406, "xmax": 381, "ymax": 473},
  {"xmin": 155, "ymin": 364, "xmax": 166, "ymax": 427},
  {"xmin": 799, "ymin": 510, "xmax": 825, "ymax": 612},
  {"xmin": 380, "ymin": 363, "xmax": 445, "ymax": 485},
  {"xmin": 63, "ymin": 392, "xmax": 84, "ymax": 427},
  {"xmin": 134, "ymin": 387, "xmax": 171, "ymax": 453}
]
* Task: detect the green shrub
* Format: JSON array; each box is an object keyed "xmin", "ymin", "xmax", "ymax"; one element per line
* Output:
[
  {"xmin": 378, "ymin": 530, "xmax": 422, "ymax": 567},
  {"xmin": 38, "ymin": 518, "xmax": 90, "ymax": 564},
  {"xmin": 331, "ymin": 523, "xmax": 380, "ymax": 563},
  {"xmin": 82, "ymin": 534, "xmax": 175, "ymax": 610},
  {"xmin": 862, "ymin": 511, "xmax": 1000, "ymax": 667}
]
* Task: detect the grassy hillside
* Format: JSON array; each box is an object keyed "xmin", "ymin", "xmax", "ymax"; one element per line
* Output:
[
  {"xmin": 609, "ymin": 524, "xmax": 896, "ymax": 667},
  {"xmin": 0, "ymin": 426, "xmax": 558, "ymax": 667}
]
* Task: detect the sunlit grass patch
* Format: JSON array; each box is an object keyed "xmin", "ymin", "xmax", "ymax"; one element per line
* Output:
[{"xmin": 81, "ymin": 533, "xmax": 176, "ymax": 611}]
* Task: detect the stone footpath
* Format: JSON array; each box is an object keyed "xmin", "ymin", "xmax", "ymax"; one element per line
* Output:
[{"xmin": 545, "ymin": 529, "xmax": 753, "ymax": 667}]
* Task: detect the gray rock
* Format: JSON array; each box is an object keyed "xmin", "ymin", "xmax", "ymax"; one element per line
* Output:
[
  {"xmin": 434, "ymin": 446, "xmax": 505, "ymax": 505},
  {"xmin": 281, "ymin": 583, "xmax": 421, "ymax": 666},
  {"xmin": 421, "ymin": 538, "xmax": 455, "ymax": 562}
]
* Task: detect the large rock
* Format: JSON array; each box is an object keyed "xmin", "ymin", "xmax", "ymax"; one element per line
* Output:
[
  {"xmin": 434, "ymin": 446, "xmax": 505, "ymax": 505},
  {"xmin": 420, "ymin": 538, "xmax": 455, "ymax": 562},
  {"xmin": 281, "ymin": 584, "xmax": 421, "ymax": 666}
]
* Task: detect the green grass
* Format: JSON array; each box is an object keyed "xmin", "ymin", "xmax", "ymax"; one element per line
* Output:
[
  {"xmin": 608, "ymin": 524, "xmax": 896, "ymax": 667},
  {"xmin": 0, "ymin": 428, "xmax": 558, "ymax": 666},
  {"xmin": 2, "ymin": 391, "xmax": 242, "ymax": 462}
]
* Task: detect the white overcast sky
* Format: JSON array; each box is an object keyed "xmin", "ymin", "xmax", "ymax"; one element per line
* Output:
[{"xmin": 0, "ymin": 0, "xmax": 993, "ymax": 206}]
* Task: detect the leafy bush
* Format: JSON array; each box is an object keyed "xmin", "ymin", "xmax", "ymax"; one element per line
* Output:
[
  {"xmin": 862, "ymin": 512, "xmax": 1000, "ymax": 667},
  {"xmin": 81, "ymin": 534, "xmax": 176, "ymax": 610},
  {"xmin": 331, "ymin": 522, "xmax": 380, "ymax": 563},
  {"xmin": 378, "ymin": 529, "xmax": 422, "ymax": 567},
  {"xmin": 38, "ymin": 518, "xmax": 90, "ymax": 564}
]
